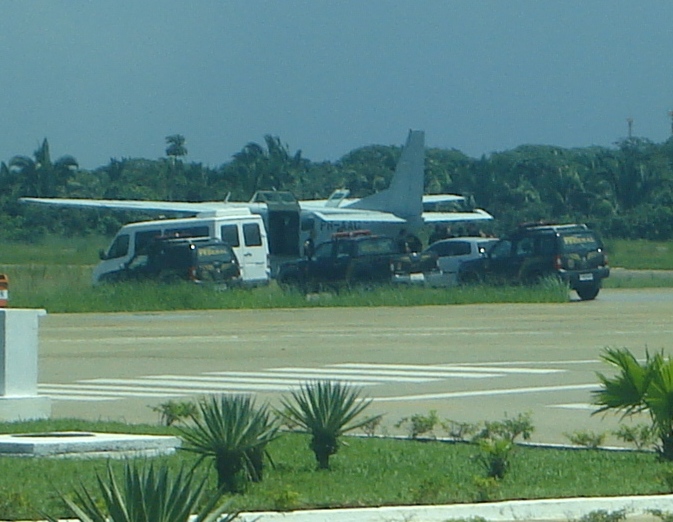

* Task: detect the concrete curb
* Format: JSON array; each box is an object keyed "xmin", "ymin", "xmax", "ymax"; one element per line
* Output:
[{"xmin": 235, "ymin": 495, "xmax": 673, "ymax": 521}]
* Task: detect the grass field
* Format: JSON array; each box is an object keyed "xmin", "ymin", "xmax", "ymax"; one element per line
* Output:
[
  {"xmin": 0, "ymin": 418, "xmax": 669, "ymax": 520},
  {"xmin": 0, "ymin": 236, "xmax": 671, "ymax": 312}
]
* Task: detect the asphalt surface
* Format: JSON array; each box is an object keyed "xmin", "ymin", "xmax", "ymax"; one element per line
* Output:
[{"xmin": 36, "ymin": 287, "xmax": 673, "ymax": 445}]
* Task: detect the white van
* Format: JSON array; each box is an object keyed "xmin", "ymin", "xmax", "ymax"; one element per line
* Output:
[{"xmin": 93, "ymin": 209, "xmax": 270, "ymax": 286}]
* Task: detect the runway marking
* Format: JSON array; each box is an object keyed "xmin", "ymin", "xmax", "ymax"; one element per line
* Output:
[
  {"xmin": 549, "ymin": 403, "xmax": 596, "ymax": 410},
  {"xmin": 372, "ymin": 384, "xmax": 597, "ymax": 402},
  {"xmin": 39, "ymin": 362, "xmax": 569, "ymax": 402},
  {"xmin": 335, "ymin": 363, "xmax": 563, "ymax": 375}
]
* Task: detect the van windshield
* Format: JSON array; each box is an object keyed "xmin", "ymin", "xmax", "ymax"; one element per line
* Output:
[{"xmin": 106, "ymin": 234, "xmax": 130, "ymax": 259}]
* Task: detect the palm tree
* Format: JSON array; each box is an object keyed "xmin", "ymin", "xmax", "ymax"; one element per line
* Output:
[
  {"xmin": 165, "ymin": 134, "xmax": 188, "ymax": 162},
  {"xmin": 593, "ymin": 347, "xmax": 673, "ymax": 460},
  {"xmin": 279, "ymin": 380, "xmax": 381, "ymax": 470},
  {"xmin": 9, "ymin": 138, "xmax": 78, "ymax": 197},
  {"xmin": 46, "ymin": 461, "xmax": 237, "ymax": 522},
  {"xmin": 179, "ymin": 395, "xmax": 279, "ymax": 492}
]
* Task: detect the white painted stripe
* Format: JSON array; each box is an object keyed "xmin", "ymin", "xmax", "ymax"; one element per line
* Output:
[
  {"xmin": 40, "ymin": 395, "xmax": 117, "ymax": 402},
  {"xmin": 265, "ymin": 368, "xmax": 444, "ymax": 382},
  {"xmin": 373, "ymin": 383, "xmax": 598, "ymax": 402},
  {"xmin": 82, "ymin": 378, "xmax": 309, "ymax": 392},
  {"xmin": 144, "ymin": 374, "xmax": 380, "ymax": 386},
  {"xmin": 39, "ymin": 385, "xmax": 191, "ymax": 398},
  {"xmin": 332, "ymin": 363, "xmax": 560, "ymax": 375},
  {"xmin": 549, "ymin": 403, "xmax": 596, "ymax": 410}
]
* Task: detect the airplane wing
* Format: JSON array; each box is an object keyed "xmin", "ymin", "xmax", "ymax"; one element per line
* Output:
[
  {"xmin": 19, "ymin": 197, "xmax": 248, "ymax": 216},
  {"xmin": 422, "ymin": 209, "xmax": 494, "ymax": 223},
  {"xmin": 312, "ymin": 209, "xmax": 406, "ymax": 223},
  {"xmin": 422, "ymin": 195, "xmax": 466, "ymax": 204}
]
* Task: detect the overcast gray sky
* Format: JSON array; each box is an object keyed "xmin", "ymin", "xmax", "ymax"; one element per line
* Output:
[{"xmin": 2, "ymin": 1, "xmax": 672, "ymax": 169}]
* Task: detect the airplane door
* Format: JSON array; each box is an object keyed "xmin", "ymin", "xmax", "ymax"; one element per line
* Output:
[{"xmin": 267, "ymin": 210, "xmax": 300, "ymax": 257}]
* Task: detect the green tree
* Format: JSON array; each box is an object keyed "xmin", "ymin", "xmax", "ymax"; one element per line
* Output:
[
  {"xmin": 593, "ymin": 347, "xmax": 673, "ymax": 460},
  {"xmin": 231, "ymin": 135, "xmax": 305, "ymax": 198},
  {"xmin": 9, "ymin": 138, "xmax": 78, "ymax": 197},
  {"xmin": 165, "ymin": 134, "xmax": 188, "ymax": 161}
]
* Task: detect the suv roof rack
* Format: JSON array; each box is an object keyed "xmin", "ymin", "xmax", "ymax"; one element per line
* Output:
[
  {"xmin": 517, "ymin": 221, "xmax": 558, "ymax": 228},
  {"xmin": 331, "ymin": 229, "xmax": 372, "ymax": 239}
]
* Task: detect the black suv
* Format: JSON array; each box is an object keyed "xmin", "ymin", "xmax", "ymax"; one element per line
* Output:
[
  {"xmin": 458, "ymin": 223, "xmax": 610, "ymax": 300},
  {"xmin": 277, "ymin": 230, "xmax": 438, "ymax": 292},
  {"xmin": 100, "ymin": 237, "xmax": 241, "ymax": 286}
]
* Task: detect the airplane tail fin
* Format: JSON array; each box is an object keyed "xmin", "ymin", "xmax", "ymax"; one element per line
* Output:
[{"xmin": 347, "ymin": 130, "xmax": 425, "ymax": 220}]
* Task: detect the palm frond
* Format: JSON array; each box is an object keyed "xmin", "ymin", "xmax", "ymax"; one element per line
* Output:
[{"xmin": 49, "ymin": 461, "xmax": 235, "ymax": 522}]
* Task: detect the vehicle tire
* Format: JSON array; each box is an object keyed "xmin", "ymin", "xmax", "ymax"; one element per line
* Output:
[
  {"xmin": 459, "ymin": 270, "xmax": 481, "ymax": 285},
  {"xmin": 277, "ymin": 273, "xmax": 300, "ymax": 292},
  {"xmin": 523, "ymin": 270, "xmax": 545, "ymax": 286},
  {"xmin": 576, "ymin": 284, "xmax": 600, "ymax": 301}
]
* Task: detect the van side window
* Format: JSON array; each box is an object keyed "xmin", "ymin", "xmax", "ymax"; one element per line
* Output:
[
  {"xmin": 107, "ymin": 234, "xmax": 130, "ymax": 259},
  {"xmin": 221, "ymin": 224, "xmax": 240, "ymax": 247},
  {"xmin": 136, "ymin": 230, "xmax": 160, "ymax": 255},
  {"xmin": 165, "ymin": 226, "xmax": 209, "ymax": 238},
  {"xmin": 243, "ymin": 223, "xmax": 262, "ymax": 247}
]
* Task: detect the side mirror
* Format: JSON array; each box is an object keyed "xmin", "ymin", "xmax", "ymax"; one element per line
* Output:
[{"xmin": 99, "ymin": 249, "xmax": 108, "ymax": 260}]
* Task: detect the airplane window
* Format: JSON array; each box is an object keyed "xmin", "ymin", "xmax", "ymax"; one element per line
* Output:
[
  {"xmin": 107, "ymin": 234, "xmax": 130, "ymax": 259},
  {"xmin": 243, "ymin": 223, "xmax": 262, "ymax": 247},
  {"xmin": 221, "ymin": 225, "xmax": 240, "ymax": 247}
]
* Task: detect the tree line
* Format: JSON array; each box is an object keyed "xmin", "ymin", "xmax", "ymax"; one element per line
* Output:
[{"xmin": 2, "ymin": 133, "xmax": 673, "ymax": 241}]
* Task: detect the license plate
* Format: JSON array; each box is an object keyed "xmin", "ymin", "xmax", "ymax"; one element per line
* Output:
[
  {"xmin": 579, "ymin": 273, "xmax": 594, "ymax": 281},
  {"xmin": 410, "ymin": 273, "xmax": 425, "ymax": 282}
]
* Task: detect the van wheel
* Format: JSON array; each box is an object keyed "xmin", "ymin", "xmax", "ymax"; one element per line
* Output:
[{"xmin": 576, "ymin": 284, "xmax": 600, "ymax": 301}]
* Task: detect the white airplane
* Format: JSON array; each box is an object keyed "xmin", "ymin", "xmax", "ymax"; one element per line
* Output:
[{"xmin": 21, "ymin": 130, "xmax": 493, "ymax": 261}]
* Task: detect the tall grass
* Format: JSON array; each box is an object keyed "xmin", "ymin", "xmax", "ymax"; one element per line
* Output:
[
  {"xmin": 605, "ymin": 239, "xmax": 673, "ymax": 270},
  {"xmin": 0, "ymin": 263, "xmax": 569, "ymax": 313},
  {"xmin": 2, "ymin": 235, "xmax": 671, "ymax": 313},
  {"xmin": 0, "ymin": 235, "xmax": 108, "ymax": 266}
]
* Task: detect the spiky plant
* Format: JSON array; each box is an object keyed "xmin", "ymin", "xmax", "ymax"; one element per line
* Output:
[
  {"xmin": 279, "ymin": 380, "xmax": 381, "ymax": 469},
  {"xmin": 46, "ymin": 461, "xmax": 236, "ymax": 522},
  {"xmin": 179, "ymin": 394, "xmax": 279, "ymax": 492},
  {"xmin": 593, "ymin": 347, "xmax": 673, "ymax": 460}
]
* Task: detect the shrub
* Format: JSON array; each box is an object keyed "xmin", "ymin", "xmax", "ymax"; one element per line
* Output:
[
  {"xmin": 613, "ymin": 423, "xmax": 656, "ymax": 451},
  {"xmin": 278, "ymin": 381, "xmax": 380, "ymax": 470},
  {"xmin": 45, "ymin": 461, "xmax": 237, "ymax": 522},
  {"xmin": 395, "ymin": 410, "xmax": 440, "ymax": 439},
  {"xmin": 151, "ymin": 400, "xmax": 200, "ymax": 426},
  {"xmin": 593, "ymin": 348, "xmax": 673, "ymax": 460},
  {"xmin": 179, "ymin": 395, "xmax": 279, "ymax": 492},
  {"xmin": 565, "ymin": 430, "xmax": 606, "ymax": 449}
]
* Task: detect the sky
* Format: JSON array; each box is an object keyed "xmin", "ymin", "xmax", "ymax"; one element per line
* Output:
[{"xmin": 1, "ymin": 1, "xmax": 673, "ymax": 170}]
